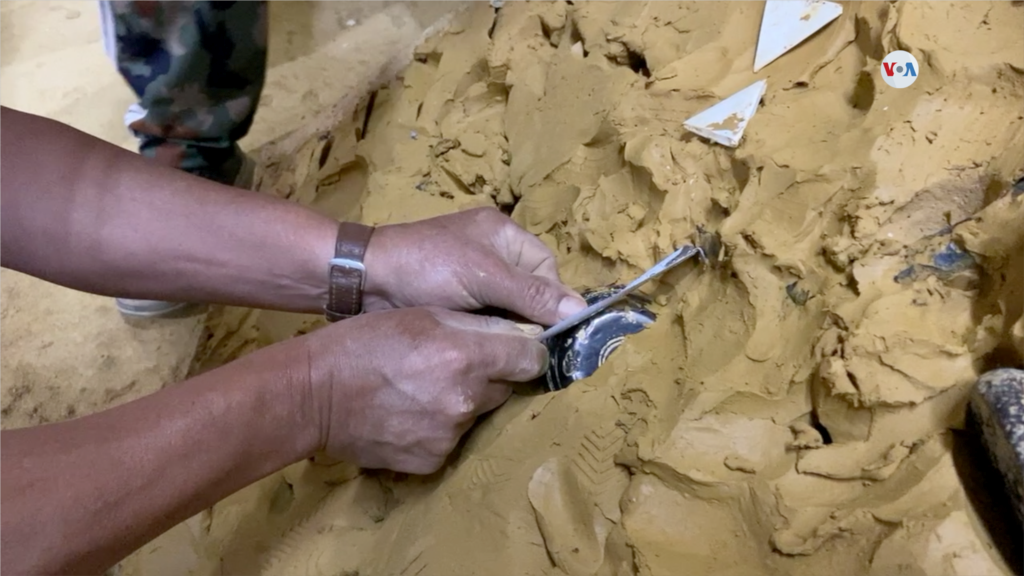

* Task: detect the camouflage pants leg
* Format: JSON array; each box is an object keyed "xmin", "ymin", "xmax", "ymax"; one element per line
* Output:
[{"xmin": 100, "ymin": 1, "xmax": 267, "ymax": 185}]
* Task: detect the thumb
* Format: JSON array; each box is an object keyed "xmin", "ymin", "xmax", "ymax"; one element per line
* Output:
[{"xmin": 475, "ymin": 263, "xmax": 588, "ymax": 326}]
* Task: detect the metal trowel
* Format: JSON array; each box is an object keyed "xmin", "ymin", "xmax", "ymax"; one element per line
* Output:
[
  {"xmin": 531, "ymin": 242, "xmax": 709, "ymax": 392},
  {"xmin": 536, "ymin": 244, "xmax": 707, "ymax": 342}
]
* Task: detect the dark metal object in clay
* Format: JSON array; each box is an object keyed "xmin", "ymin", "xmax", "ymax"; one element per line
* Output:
[
  {"xmin": 542, "ymin": 286, "xmax": 656, "ymax": 392},
  {"xmin": 968, "ymin": 368, "xmax": 1024, "ymax": 527}
]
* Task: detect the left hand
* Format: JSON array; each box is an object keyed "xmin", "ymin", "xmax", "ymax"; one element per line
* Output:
[
  {"xmin": 362, "ymin": 207, "xmax": 587, "ymax": 326},
  {"xmin": 302, "ymin": 306, "xmax": 548, "ymax": 474}
]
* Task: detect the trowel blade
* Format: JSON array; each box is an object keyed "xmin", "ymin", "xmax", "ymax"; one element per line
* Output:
[
  {"xmin": 754, "ymin": 0, "xmax": 843, "ymax": 72},
  {"xmin": 537, "ymin": 245, "xmax": 704, "ymax": 341},
  {"xmin": 683, "ymin": 80, "xmax": 767, "ymax": 148}
]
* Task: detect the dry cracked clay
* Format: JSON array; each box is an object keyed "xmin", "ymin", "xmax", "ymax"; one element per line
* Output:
[{"xmin": 130, "ymin": 2, "xmax": 1024, "ymax": 575}]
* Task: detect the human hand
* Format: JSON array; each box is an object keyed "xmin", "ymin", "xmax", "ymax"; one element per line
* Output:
[
  {"xmin": 302, "ymin": 306, "xmax": 548, "ymax": 474},
  {"xmin": 362, "ymin": 207, "xmax": 587, "ymax": 326}
]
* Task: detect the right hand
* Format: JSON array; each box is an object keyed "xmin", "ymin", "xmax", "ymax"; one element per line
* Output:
[
  {"xmin": 301, "ymin": 307, "xmax": 549, "ymax": 474},
  {"xmin": 362, "ymin": 207, "xmax": 588, "ymax": 326}
]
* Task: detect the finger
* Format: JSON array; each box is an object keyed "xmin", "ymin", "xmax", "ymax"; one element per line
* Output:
[
  {"xmin": 458, "ymin": 210, "xmax": 587, "ymax": 324},
  {"xmin": 514, "ymin": 322, "xmax": 543, "ymax": 337},
  {"xmin": 473, "ymin": 262, "xmax": 588, "ymax": 326},
  {"xmin": 434, "ymin": 310, "xmax": 551, "ymax": 381},
  {"xmin": 432, "ymin": 308, "xmax": 537, "ymax": 336},
  {"xmin": 474, "ymin": 382, "xmax": 513, "ymax": 415},
  {"xmin": 475, "ymin": 331, "xmax": 550, "ymax": 383},
  {"xmin": 474, "ymin": 206, "xmax": 564, "ymax": 283},
  {"xmin": 497, "ymin": 222, "xmax": 564, "ymax": 282}
]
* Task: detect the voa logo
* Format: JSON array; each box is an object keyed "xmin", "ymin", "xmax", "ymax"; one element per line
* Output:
[{"xmin": 881, "ymin": 50, "xmax": 919, "ymax": 89}]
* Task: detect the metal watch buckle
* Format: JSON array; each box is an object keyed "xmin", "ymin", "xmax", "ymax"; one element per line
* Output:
[
  {"xmin": 328, "ymin": 257, "xmax": 366, "ymax": 280},
  {"xmin": 326, "ymin": 256, "xmax": 367, "ymax": 320}
]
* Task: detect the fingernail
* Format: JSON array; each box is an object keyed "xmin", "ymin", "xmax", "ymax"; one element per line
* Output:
[
  {"xmin": 557, "ymin": 295, "xmax": 588, "ymax": 321},
  {"xmin": 515, "ymin": 323, "xmax": 543, "ymax": 336}
]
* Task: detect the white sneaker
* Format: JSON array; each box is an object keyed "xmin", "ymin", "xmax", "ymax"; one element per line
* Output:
[{"xmin": 115, "ymin": 299, "xmax": 190, "ymax": 318}]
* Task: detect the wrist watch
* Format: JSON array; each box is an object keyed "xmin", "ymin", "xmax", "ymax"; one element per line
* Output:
[{"xmin": 325, "ymin": 221, "xmax": 374, "ymax": 322}]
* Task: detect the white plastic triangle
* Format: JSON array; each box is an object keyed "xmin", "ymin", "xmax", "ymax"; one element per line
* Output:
[
  {"xmin": 753, "ymin": 0, "xmax": 843, "ymax": 72},
  {"xmin": 683, "ymin": 80, "xmax": 767, "ymax": 148}
]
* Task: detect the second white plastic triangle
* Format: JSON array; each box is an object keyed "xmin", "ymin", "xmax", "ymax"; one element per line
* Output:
[
  {"xmin": 754, "ymin": 0, "xmax": 843, "ymax": 72},
  {"xmin": 683, "ymin": 80, "xmax": 767, "ymax": 148}
]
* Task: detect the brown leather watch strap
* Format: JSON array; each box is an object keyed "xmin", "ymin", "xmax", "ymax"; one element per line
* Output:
[{"xmin": 325, "ymin": 222, "xmax": 374, "ymax": 322}]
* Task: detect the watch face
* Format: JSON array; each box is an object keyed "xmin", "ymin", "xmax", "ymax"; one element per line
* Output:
[{"xmin": 541, "ymin": 285, "xmax": 657, "ymax": 392}]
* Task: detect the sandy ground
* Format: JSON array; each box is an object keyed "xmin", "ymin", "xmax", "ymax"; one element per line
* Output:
[
  {"xmin": 169, "ymin": 3, "xmax": 1022, "ymax": 575},
  {"xmin": 0, "ymin": 1, "xmax": 459, "ymax": 573},
  {"xmin": 6, "ymin": 3, "xmax": 1021, "ymax": 576}
]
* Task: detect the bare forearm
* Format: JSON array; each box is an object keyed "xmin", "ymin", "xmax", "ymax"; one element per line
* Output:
[
  {"xmin": 0, "ymin": 107, "xmax": 336, "ymax": 313},
  {"xmin": 0, "ymin": 338, "xmax": 320, "ymax": 575}
]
